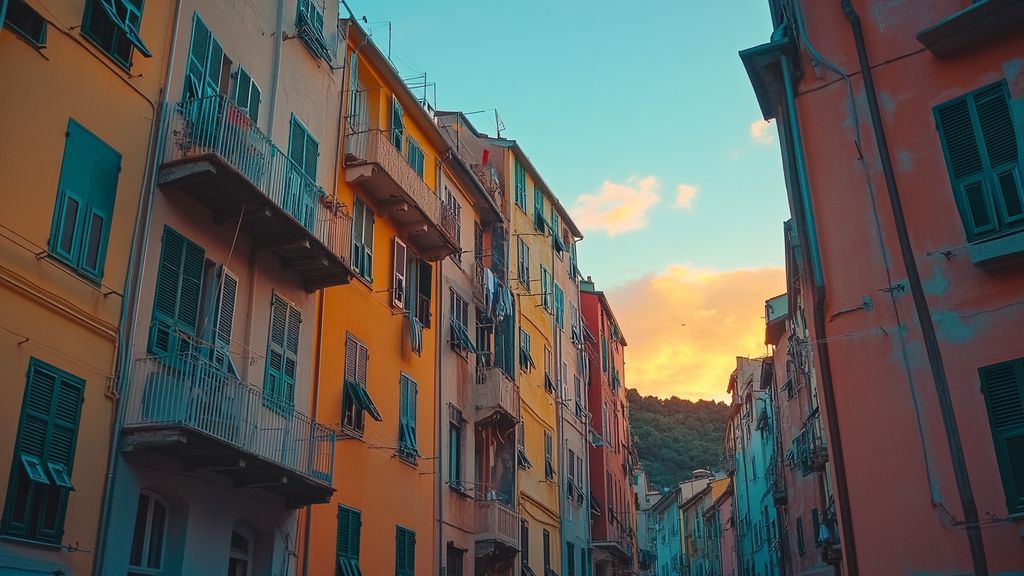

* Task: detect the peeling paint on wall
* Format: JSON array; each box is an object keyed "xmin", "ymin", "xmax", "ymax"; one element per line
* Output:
[
  {"xmin": 932, "ymin": 310, "xmax": 976, "ymax": 344},
  {"xmin": 922, "ymin": 265, "xmax": 949, "ymax": 296},
  {"xmin": 897, "ymin": 149, "xmax": 914, "ymax": 173}
]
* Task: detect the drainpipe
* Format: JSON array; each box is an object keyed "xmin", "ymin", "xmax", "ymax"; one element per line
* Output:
[
  {"xmin": 436, "ymin": 257, "xmax": 445, "ymax": 575},
  {"xmin": 267, "ymin": 0, "xmax": 286, "ymax": 139},
  {"xmin": 94, "ymin": 1, "xmax": 183, "ymax": 573},
  {"xmin": 778, "ymin": 48, "xmax": 859, "ymax": 575},
  {"xmin": 838, "ymin": 2, "xmax": 988, "ymax": 573}
]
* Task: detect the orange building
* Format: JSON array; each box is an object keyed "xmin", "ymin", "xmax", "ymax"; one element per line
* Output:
[
  {"xmin": 743, "ymin": 0, "xmax": 1024, "ymax": 573},
  {"xmin": 303, "ymin": 18, "xmax": 460, "ymax": 576}
]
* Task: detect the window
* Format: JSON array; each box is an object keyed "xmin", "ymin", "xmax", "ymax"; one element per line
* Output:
[
  {"xmin": 449, "ymin": 289, "xmax": 475, "ymax": 355},
  {"xmin": 342, "ymin": 334, "xmax": 380, "ymax": 434},
  {"xmin": 228, "ymin": 529, "xmax": 252, "ymax": 576},
  {"xmin": 569, "ymin": 304, "xmax": 580, "ymax": 344},
  {"xmin": 566, "ymin": 542, "xmax": 575, "ymax": 576},
  {"xmin": 575, "ymin": 454, "xmax": 584, "ymax": 503},
  {"xmin": 398, "ymin": 374, "xmax": 419, "ymax": 462},
  {"xmin": 560, "ymin": 361, "xmax": 568, "ymax": 400},
  {"xmin": 287, "ymin": 115, "xmax": 320, "ymax": 229},
  {"xmin": 515, "ymin": 160, "xmax": 527, "ymax": 212},
  {"xmin": 443, "ymin": 187, "xmax": 462, "ymax": 263},
  {"xmin": 233, "ymin": 67, "xmax": 261, "ymax": 124},
  {"xmin": 540, "ymin": 266, "xmax": 551, "ymax": 311},
  {"xmin": 392, "ymin": 238, "xmax": 408, "ymax": 309},
  {"xmin": 602, "ymin": 403, "xmax": 609, "ymax": 442},
  {"xmin": 935, "ymin": 81, "xmax": 1024, "ymax": 241},
  {"xmin": 295, "ymin": 0, "xmax": 331, "ymax": 62},
  {"xmin": 446, "ymin": 543, "xmax": 464, "ymax": 576},
  {"xmin": 517, "ymin": 421, "xmax": 532, "ymax": 469},
  {"xmin": 403, "ymin": 256, "xmax": 432, "ymax": 328},
  {"xmin": 448, "ymin": 404, "xmax": 464, "ymax": 489},
  {"xmin": 4, "ymin": 0, "xmax": 47, "ymax": 46},
  {"xmin": 406, "ymin": 136, "xmax": 425, "ymax": 179},
  {"xmin": 544, "ymin": 430, "xmax": 555, "ymax": 480},
  {"xmin": 542, "ymin": 529, "xmax": 551, "ymax": 572},
  {"xmin": 82, "ymin": 0, "xmax": 151, "ymax": 68},
  {"xmin": 569, "ymin": 242, "xmax": 578, "ymax": 283},
  {"xmin": 49, "ymin": 119, "xmax": 121, "ymax": 282},
  {"xmin": 352, "ymin": 196, "xmax": 374, "ymax": 281},
  {"xmin": 567, "ymin": 448, "xmax": 577, "ymax": 499},
  {"xmin": 2, "ymin": 359, "xmax": 84, "ymax": 544},
  {"xmin": 129, "ymin": 492, "xmax": 167, "ymax": 574},
  {"xmin": 337, "ymin": 505, "xmax": 362, "ymax": 576},
  {"xmin": 183, "ymin": 14, "xmax": 223, "ymax": 100},
  {"xmin": 395, "ymin": 526, "xmax": 416, "ymax": 576},
  {"xmin": 979, "ymin": 358, "xmax": 1024, "ymax": 514},
  {"xmin": 574, "ymin": 375, "xmax": 584, "ymax": 420},
  {"xmin": 264, "ymin": 293, "xmax": 301, "ymax": 409},
  {"xmin": 517, "ymin": 237, "xmax": 530, "ymax": 288},
  {"xmin": 554, "ymin": 284, "xmax": 564, "ymax": 329},
  {"xmin": 544, "ymin": 346, "xmax": 554, "ymax": 394},
  {"xmin": 202, "ymin": 265, "xmax": 238, "ymax": 375},
  {"xmin": 391, "ymin": 96, "xmax": 404, "ymax": 150},
  {"xmin": 149, "ymin": 227, "xmax": 205, "ymax": 356},
  {"xmin": 534, "ymin": 187, "xmax": 546, "ymax": 233},
  {"xmin": 601, "ymin": 337, "xmax": 609, "ymax": 374},
  {"xmin": 551, "ymin": 209, "xmax": 564, "ymax": 257},
  {"xmin": 811, "ymin": 508, "xmax": 821, "ymax": 547},
  {"xmin": 521, "ymin": 520, "xmax": 530, "ymax": 569},
  {"xmin": 520, "ymin": 329, "xmax": 535, "ymax": 372}
]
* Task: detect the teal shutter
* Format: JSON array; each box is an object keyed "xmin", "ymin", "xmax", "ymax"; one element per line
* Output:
[
  {"xmin": 351, "ymin": 197, "xmax": 374, "ymax": 280},
  {"xmin": 149, "ymin": 227, "xmax": 205, "ymax": 355},
  {"xmin": 534, "ymin": 188, "xmax": 545, "ymax": 232},
  {"xmin": 337, "ymin": 505, "xmax": 362, "ymax": 576},
  {"xmin": 395, "ymin": 527, "xmax": 415, "ymax": 576},
  {"xmin": 50, "ymin": 119, "xmax": 120, "ymax": 281},
  {"xmin": 212, "ymin": 269, "xmax": 238, "ymax": 374},
  {"xmin": 515, "ymin": 160, "xmax": 526, "ymax": 210},
  {"xmin": 554, "ymin": 284, "xmax": 564, "ymax": 328},
  {"xmin": 391, "ymin": 97, "xmax": 404, "ymax": 150},
  {"xmin": 2, "ymin": 359, "xmax": 84, "ymax": 542},
  {"xmin": 935, "ymin": 81, "xmax": 1024, "ymax": 240},
  {"xmin": 233, "ymin": 67, "xmax": 260, "ymax": 123},
  {"xmin": 184, "ymin": 14, "xmax": 222, "ymax": 99},
  {"xmin": 980, "ymin": 359, "xmax": 1024, "ymax": 514},
  {"xmin": 398, "ymin": 375, "xmax": 418, "ymax": 457},
  {"xmin": 265, "ymin": 294, "xmax": 299, "ymax": 407}
]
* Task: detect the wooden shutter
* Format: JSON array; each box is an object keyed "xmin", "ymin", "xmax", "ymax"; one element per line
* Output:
[
  {"xmin": 543, "ymin": 529, "xmax": 550, "ymax": 569},
  {"xmin": 303, "ymin": 130, "xmax": 319, "ymax": 182},
  {"xmin": 150, "ymin": 227, "xmax": 205, "ymax": 355},
  {"xmin": 395, "ymin": 526, "xmax": 415, "ymax": 576},
  {"xmin": 185, "ymin": 14, "xmax": 210, "ymax": 99},
  {"xmin": 234, "ymin": 67, "xmax": 260, "ymax": 123},
  {"xmin": 392, "ymin": 238, "xmax": 407, "ymax": 308},
  {"xmin": 391, "ymin": 96, "xmax": 404, "ymax": 150},
  {"xmin": 289, "ymin": 117, "xmax": 307, "ymax": 173},
  {"xmin": 344, "ymin": 334, "xmax": 358, "ymax": 384},
  {"xmin": 337, "ymin": 505, "xmax": 361, "ymax": 562},
  {"xmin": 521, "ymin": 520, "xmax": 529, "ymax": 566},
  {"xmin": 980, "ymin": 359, "xmax": 1024, "ymax": 514},
  {"xmin": 213, "ymin": 267, "xmax": 238, "ymax": 373},
  {"xmin": 363, "ymin": 203, "xmax": 375, "ymax": 277},
  {"xmin": 266, "ymin": 294, "xmax": 300, "ymax": 406},
  {"xmin": 284, "ymin": 302, "xmax": 301, "ymax": 404},
  {"xmin": 206, "ymin": 36, "xmax": 224, "ymax": 96},
  {"xmin": 418, "ymin": 261, "xmax": 432, "ymax": 327}
]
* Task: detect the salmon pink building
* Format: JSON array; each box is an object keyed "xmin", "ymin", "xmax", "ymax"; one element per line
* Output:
[{"xmin": 742, "ymin": 1, "xmax": 1024, "ymax": 574}]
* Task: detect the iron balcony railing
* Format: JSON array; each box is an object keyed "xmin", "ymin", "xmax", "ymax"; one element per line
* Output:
[
  {"xmin": 124, "ymin": 353, "xmax": 335, "ymax": 484},
  {"xmin": 475, "ymin": 499, "xmax": 521, "ymax": 550},
  {"xmin": 345, "ymin": 129, "xmax": 459, "ymax": 245},
  {"xmin": 163, "ymin": 95, "xmax": 352, "ymax": 266}
]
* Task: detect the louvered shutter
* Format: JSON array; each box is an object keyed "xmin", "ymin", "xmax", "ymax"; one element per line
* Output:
[
  {"xmin": 363, "ymin": 205, "xmax": 375, "ymax": 277},
  {"xmin": 206, "ymin": 36, "xmax": 224, "ymax": 96},
  {"xmin": 283, "ymin": 303, "xmax": 301, "ymax": 405},
  {"xmin": 265, "ymin": 295, "xmax": 288, "ymax": 403},
  {"xmin": 150, "ymin": 228, "xmax": 205, "ymax": 355},
  {"xmin": 356, "ymin": 341, "xmax": 369, "ymax": 387},
  {"xmin": 185, "ymin": 15, "xmax": 210, "ymax": 99},
  {"xmin": 337, "ymin": 505, "xmax": 361, "ymax": 566},
  {"xmin": 392, "ymin": 238, "xmax": 407, "ymax": 308},
  {"xmin": 303, "ymin": 131, "xmax": 319, "ymax": 182},
  {"xmin": 980, "ymin": 360, "xmax": 1024, "ymax": 514},
  {"xmin": 345, "ymin": 335, "xmax": 358, "ymax": 384},
  {"xmin": 391, "ymin": 97, "xmax": 404, "ymax": 150},
  {"xmin": 418, "ymin": 261, "xmax": 432, "ymax": 327},
  {"xmin": 289, "ymin": 117, "xmax": 306, "ymax": 171},
  {"xmin": 213, "ymin": 268, "xmax": 237, "ymax": 373},
  {"xmin": 235, "ymin": 68, "xmax": 251, "ymax": 115}
]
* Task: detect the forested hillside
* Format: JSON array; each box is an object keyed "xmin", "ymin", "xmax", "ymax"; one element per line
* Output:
[{"xmin": 627, "ymin": 388, "xmax": 731, "ymax": 491}]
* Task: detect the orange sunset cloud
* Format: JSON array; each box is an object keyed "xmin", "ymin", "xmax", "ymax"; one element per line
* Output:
[{"xmin": 607, "ymin": 265, "xmax": 785, "ymax": 401}]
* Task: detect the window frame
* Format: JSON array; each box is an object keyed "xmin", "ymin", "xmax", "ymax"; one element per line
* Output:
[
  {"xmin": 128, "ymin": 491, "xmax": 168, "ymax": 574},
  {"xmin": 81, "ymin": 0, "xmax": 151, "ymax": 70}
]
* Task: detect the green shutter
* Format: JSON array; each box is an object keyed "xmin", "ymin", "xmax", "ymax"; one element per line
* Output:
[
  {"xmin": 395, "ymin": 526, "xmax": 415, "ymax": 576},
  {"xmin": 184, "ymin": 14, "xmax": 210, "ymax": 98},
  {"xmin": 265, "ymin": 294, "xmax": 299, "ymax": 407},
  {"xmin": 980, "ymin": 359, "xmax": 1024, "ymax": 514},
  {"xmin": 2, "ymin": 359, "xmax": 84, "ymax": 542},
  {"xmin": 50, "ymin": 119, "xmax": 120, "ymax": 281},
  {"xmin": 398, "ymin": 375, "xmax": 418, "ymax": 456},
  {"xmin": 391, "ymin": 97, "xmax": 404, "ymax": 150},
  {"xmin": 149, "ymin": 227, "xmax": 205, "ymax": 355}
]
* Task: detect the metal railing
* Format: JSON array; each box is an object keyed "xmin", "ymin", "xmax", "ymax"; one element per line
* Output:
[
  {"xmin": 476, "ymin": 499, "xmax": 520, "ymax": 548},
  {"xmin": 164, "ymin": 95, "xmax": 352, "ymax": 265},
  {"xmin": 345, "ymin": 129, "xmax": 458, "ymax": 243},
  {"xmin": 471, "ymin": 163, "xmax": 504, "ymax": 209},
  {"xmin": 124, "ymin": 353, "xmax": 335, "ymax": 484}
]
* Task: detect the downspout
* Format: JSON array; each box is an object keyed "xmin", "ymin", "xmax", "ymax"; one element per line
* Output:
[
  {"xmin": 436, "ymin": 258, "xmax": 445, "ymax": 576},
  {"xmin": 94, "ymin": 1, "xmax": 183, "ymax": 573},
  {"xmin": 267, "ymin": 0, "xmax": 286, "ymax": 139},
  {"xmin": 551, "ymin": 223, "xmax": 566, "ymax": 575},
  {"xmin": 778, "ymin": 49, "xmax": 859, "ymax": 576},
  {"xmin": 838, "ymin": 3, "xmax": 988, "ymax": 573}
]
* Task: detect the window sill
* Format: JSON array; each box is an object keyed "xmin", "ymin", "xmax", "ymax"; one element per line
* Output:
[
  {"xmin": 917, "ymin": 0, "xmax": 1024, "ymax": 58},
  {"xmin": 0, "ymin": 533, "xmax": 63, "ymax": 550},
  {"xmin": 967, "ymin": 230, "xmax": 1024, "ymax": 268},
  {"xmin": 448, "ymin": 482, "xmax": 474, "ymax": 498}
]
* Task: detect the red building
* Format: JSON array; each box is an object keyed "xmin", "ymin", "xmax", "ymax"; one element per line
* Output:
[
  {"xmin": 582, "ymin": 278, "xmax": 636, "ymax": 576},
  {"xmin": 743, "ymin": 1, "xmax": 1024, "ymax": 574}
]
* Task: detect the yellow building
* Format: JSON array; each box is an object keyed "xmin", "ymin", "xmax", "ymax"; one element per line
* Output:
[
  {"xmin": 304, "ymin": 18, "xmax": 460, "ymax": 576},
  {"xmin": 0, "ymin": 1, "xmax": 171, "ymax": 574}
]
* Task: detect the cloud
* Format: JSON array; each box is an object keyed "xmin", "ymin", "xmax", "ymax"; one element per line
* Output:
[
  {"xmin": 674, "ymin": 184, "xmax": 698, "ymax": 209},
  {"xmin": 750, "ymin": 119, "xmax": 776, "ymax": 146},
  {"xmin": 607, "ymin": 265, "xmax": 785, "ymax": 401},
  {"xmin": 572, "ymin": 176, "xmax": 661, "ymax": 236}
]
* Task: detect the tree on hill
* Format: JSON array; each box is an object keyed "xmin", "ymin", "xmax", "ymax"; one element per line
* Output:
[{"xmin": 627, "ymin": 388, "xmax": 731, "ymax": 491}]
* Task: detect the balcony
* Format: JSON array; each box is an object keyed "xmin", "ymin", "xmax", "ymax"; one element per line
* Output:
[
  {"xmin": 344, "ymin": 130, "xmax": 459, "ymax": 260},
  {"xmin": 471, "ymin": 162, "xmax": 504, "ymax": 212},
  {"xmin": 475, "ymin": 365, "xmax": 519, "ymax": 426},
  {"xmin": 121, "ymin": 354, "xmax": 335, "ymax": 507},
  {"xmin": 475, "ymin": 499, "xmax": 520, "ymax": 551},
  {"xmin": 159, "ymin": 96, "xmax": 354, "ymax": 291}
]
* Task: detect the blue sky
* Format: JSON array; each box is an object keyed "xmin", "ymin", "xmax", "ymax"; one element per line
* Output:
[{"xmin": 347, "ymin": 0, "xmax": 792, "ymax": 399}]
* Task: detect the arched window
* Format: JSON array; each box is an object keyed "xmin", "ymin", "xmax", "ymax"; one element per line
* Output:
[
  {"xmin": 129, "ymin": 491, "xmax": 167, "ymax": 574},
  {"xmin": 229, "ymin": 528, "xmax": 252, "ymax": 576}
]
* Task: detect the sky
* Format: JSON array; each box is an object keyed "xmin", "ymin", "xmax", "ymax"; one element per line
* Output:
[{"xmin": 348, "ymin": 0, "xmax": 791, "ymax": 401}]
